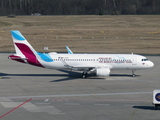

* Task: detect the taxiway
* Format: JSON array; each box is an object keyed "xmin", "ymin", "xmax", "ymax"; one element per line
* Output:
[{"xmin": 0, "ymin": 53, "xmax": 159, "ymax": 120}]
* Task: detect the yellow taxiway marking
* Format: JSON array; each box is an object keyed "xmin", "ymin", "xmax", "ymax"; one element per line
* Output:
[{"xmin": 148, "ymin": 31, "xmax": 160, "ymax": 34}]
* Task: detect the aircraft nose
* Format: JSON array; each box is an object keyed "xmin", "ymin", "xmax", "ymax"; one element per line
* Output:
[{"xmin": 149, "ymin": 61, "xmax": 154, "ymax": 67}]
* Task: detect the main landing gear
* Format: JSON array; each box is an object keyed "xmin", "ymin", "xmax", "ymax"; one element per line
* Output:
[
  {"xmin": 132, "ymin": 70, "xmax": 136, "ymax": 77},
  {"xmin": 82, "ymin": 71, "xmax": 88, "ymax": 78}
]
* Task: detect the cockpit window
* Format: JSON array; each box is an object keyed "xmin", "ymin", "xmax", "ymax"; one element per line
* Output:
[{"xmin": 142, "ymin": 59, "xmax": 149, "ymax": 61}]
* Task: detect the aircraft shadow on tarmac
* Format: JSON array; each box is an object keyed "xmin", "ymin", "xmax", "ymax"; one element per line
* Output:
[
  {"xmin": 50, "ymin": 70, "xmax": 139, "ymax": 82},
  {"xmin": 0, "ymin": 71, "xmax": 85, "ymax": 82},
  {"xmin": 0, "ymin": 73, "xmax": 68, "ymax": 77},
  {"xmin": 0, "ymin": 70, "xmax": 140, "ymax": 82},
  {"xmin": 133, "ymin": 106, "xmax": 156, "ymax": 110},
  {"xmin": 110, "ymin": 74, "xmax": 140, "ymax": 77}
]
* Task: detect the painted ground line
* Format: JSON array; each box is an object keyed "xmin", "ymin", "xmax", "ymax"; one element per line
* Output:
[
  {"xmin": 0, "ymin": 92, "xmax": 152, "ymax": 99},
  {"xmin": 0, "ymin": 98, "xmax": 32, "ymax": 119}
]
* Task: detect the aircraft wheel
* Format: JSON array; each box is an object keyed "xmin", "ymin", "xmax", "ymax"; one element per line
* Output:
[
  {"xmin": 82, "ymin": 74, "xmax": 86, "ymax": 78},
  {"xmin": 82, "ymin": 72, "xmax": 87, "ymax": 78},
  {"xmin": 132, "ymin": 70, "xmax": 136, "ymax": 77},
  {"xmin": 132, "ymin": 74, "xmax": 136, "ymax": 77}
]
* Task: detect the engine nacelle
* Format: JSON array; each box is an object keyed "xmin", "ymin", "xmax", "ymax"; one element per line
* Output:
[{"xmin": 96, "ymin": 68, "xmax": 110, "ymax": 77}]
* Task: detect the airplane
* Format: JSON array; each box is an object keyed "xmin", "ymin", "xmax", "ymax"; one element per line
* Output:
[
  {"xmin": 9, "ymin": 30, "xmax": 154, "ymax": 78},
  {"xmin": 66, "ymin": 46, "xmax": 73, "ymax": 54}
]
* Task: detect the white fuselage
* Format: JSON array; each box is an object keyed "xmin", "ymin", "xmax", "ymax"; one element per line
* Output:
[{"xmin": 37, "ymin": 53, "xmax": 154, "ymax": 71}]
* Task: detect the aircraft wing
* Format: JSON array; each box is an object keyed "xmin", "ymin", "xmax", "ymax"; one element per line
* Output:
[
  {"xmin": 63, "ymin": 60, "xmax": 112, "ymax": 71},
  {"xmin": 72, "ymin": 64, "xmax": 113, "ymax": 69}
]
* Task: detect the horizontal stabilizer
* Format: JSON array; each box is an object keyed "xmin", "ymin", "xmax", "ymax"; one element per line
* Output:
[{"xmin": 8, "ymin": 55, "xmax": 27, "ymax": 60}]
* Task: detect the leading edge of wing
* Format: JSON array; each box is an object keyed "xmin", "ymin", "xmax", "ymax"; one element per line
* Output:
[{"xmin": 71, "ymin": 64, "xmax": 113, "ymax": 69}]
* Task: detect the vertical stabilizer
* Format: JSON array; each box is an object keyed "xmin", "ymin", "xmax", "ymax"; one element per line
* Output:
[
  {"xmin": 11, "ymin": 30, "xmax": 37, "ymax": 57},
  {"xmin": 9, "ymin": 30, "xmax": 43, "ymax": 67}
]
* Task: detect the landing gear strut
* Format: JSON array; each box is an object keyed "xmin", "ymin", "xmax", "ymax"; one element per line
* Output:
[
  {"xmin": 82, "ymin": 71, "xmax": 88, "ymax": 78},
  {"xmin": 132, "ymin": 70, "xmax": 136, "ymax": 77}
]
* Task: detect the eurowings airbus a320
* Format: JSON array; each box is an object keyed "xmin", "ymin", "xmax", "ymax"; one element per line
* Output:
[{"xmin": 9, "ymin": 30, "xmax": 154, "ymax": 78}]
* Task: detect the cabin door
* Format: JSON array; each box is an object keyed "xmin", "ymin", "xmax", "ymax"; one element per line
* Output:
[{"xmin": 132, "ymin": 56, "xmax": 137, "ymax": 65}]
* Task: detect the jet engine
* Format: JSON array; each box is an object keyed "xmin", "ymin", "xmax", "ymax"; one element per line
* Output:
[{"xmin": 96, "ymin": 68, "xmax": 110, "ymax": 77}]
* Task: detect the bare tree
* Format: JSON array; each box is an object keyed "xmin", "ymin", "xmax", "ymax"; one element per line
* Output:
[
  {"xmin": 0, "ymin": 0, "xmax": 160, "ymax": 16},
  {"xmin": 112, "ymin": 0, "xmax": 117, "ymax": 9}
]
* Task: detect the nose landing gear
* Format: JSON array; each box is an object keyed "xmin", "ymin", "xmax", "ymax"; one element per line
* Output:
[{"xmin": 132, "ymin": 70, "xmax": 136, "ymax": 77}]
